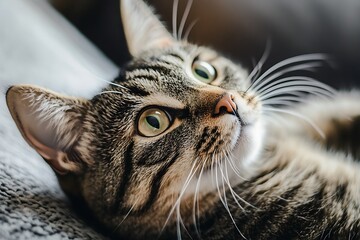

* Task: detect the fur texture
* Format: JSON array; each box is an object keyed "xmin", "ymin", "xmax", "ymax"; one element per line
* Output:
[{"xmin": 6, "ymin": 0, "xmax": 360, "ymax": 239}]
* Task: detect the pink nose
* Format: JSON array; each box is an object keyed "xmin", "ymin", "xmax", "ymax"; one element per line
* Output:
[{"xmin": 214, "ymin": 93, "xmax": 237, "ymax": 115}]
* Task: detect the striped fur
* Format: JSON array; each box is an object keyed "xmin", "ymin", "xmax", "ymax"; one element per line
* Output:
[
  {"xmin": 6, "ymin": 0, "xmax": 360, "ymax": 239},
  {"xmin": 77, "ymin": 44, "xmax": 360, "ymax": 239}
]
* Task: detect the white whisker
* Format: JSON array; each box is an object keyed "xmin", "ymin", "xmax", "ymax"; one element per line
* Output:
[
  {"xmin": 227, "ymin": 159, "xmax": 248, "ymax": 181},
  {"xmin": 111, "ymin": 200, "xmax": 138, "ymax": 233},
  {"xmin": 176, "ymin": 205, "xmax": 182, "ymax": 240},
  {"xmin": 262, "ymin": 91, "xmax": 312, "ymax": 102},
  {"xmin": 98, "ymin": 90, "xmax": 125, "ymax": 96},
  {"xmin": 222, "ymin": 155, "xmax": 257, "ymax": 210},
  {"xmin": 172, "ymin": 0, "xmax": 180, "ymax": 39},
  {"xmin": 183, "ymin": 18, "xmax": 198, "ymax": 41},
  {"xmin": 262, "ymin": 100, "xmax": 303, "ymax": 107},
  {"xmin": 160, "ymin": 160, "xmax": 200, "ymax": 236},
  {"xmin": 259, "ymin": 86, "xmax": 333, "ymax": 101},
  {"xmin": 250, "ymin": 54, "xmax": 327, "ymax": 90},
  {"xmin": 214, "ymin": 156, "xmax": 247, "ymax": 239},
  {"xmin": 178, "ymin": 0, "xmax": 193, "ymax": 40},
  {"xmin": 192, "ymin": 161, "xmax": 206, "ymax": 237},
  {"xmin": 252, "ymin": 62, "xmax": 323, "ymax": 92},
  {"xmin": 176, "ymin": 202, "xmax": 192, "ymax": 240},
  {"xmin": 107, "ymin": 81, "xmax": 129, "ymax": 91},
  {"xmin": 222, "ymin": 148, "xmax": 248, "ymax": 182},
  {"xmin": 220, "ymin": 160, "xmax": 245, "ymax": 211},
  {"xmin": 256, "ymin": 76, "xmax": 336, "ymax": 97},
  {"xmin": 258, "ymin": 81, "xmax": 335, "ymax": 101},
  {"xmin": 261, "ymin": 96, "xmax": 307, "ymax": 105},
  {"xmin": 263, "ymin": 107, "xmax": 325, "ymax": 138},
  {"xmin": 246, "ymin": 40, "xmax": 272, "ymax": 85}
]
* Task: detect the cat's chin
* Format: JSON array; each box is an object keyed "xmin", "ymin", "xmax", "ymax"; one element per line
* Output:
[{"xmin": 184, "ymin": 119, "xmax": 264, "ymax": 196}]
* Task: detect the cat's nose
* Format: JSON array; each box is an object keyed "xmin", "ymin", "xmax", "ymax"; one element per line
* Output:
[{"xmin": 214, "ymin": 93, "xmax": 237, "ymax": 115}]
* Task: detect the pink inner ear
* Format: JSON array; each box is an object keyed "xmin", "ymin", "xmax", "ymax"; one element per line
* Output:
[
  {"xmin": 26, "ymin": 129, "xmax": 69, "ymax": 175},
  {"xmin": 6, "ymin": 85, "xmax": 86, "ymax": 175}
]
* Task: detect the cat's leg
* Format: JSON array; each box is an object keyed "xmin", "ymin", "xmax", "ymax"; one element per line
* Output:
[{"xmin": 277, "ymin": 91, "xmax": 360, "ymax": 159}]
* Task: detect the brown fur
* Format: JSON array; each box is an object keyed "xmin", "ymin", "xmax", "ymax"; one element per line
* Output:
[{"xmin": 6, "ymin": 1, "xmax": 360, "ymax": 239}]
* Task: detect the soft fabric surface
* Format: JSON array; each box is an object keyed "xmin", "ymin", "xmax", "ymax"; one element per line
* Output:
[
  {"xmin": 0, "ymin": 0, "xmax": 118, "ymax": 239},
  {"xmin": 0, "ymin": 141, "xmax": 106, "ymax": 239}
]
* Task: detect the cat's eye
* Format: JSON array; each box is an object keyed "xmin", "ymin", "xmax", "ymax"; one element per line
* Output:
[
  {"xmin": 192, "ymin": 60, "xmax": 217, "ymax": 83},
  {"xmin": 137, "ymin": 108, "xmax": 171, "ymax": 137}
]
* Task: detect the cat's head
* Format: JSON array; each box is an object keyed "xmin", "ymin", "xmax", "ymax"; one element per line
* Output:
[{"xmin": 6, "ymin": 0, "xmax": 263, "ymax": 237}]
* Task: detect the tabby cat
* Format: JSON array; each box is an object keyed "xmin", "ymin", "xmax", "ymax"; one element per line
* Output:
[{"xmin": 6, "ymin": 0, "xmax": 360, "ymax": 239}]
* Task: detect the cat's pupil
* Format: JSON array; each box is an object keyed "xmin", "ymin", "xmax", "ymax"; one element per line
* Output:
[
  {"xmin": 146, "ymin": 116, "xmax": 160, "ymax": 129},
  {"xmin": 192, "ymin": 60, "xmax": 216, "ymax": 83},
  {"xmin": 137, "ymin": 108, "xmax": 170, "ymax": 137},
  {"xmin": 195, "ymin": 69, "xmax": 209, "ymax": 79}
]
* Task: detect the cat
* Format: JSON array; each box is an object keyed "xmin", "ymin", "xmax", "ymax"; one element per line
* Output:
[{"xmin": 6, "ymin": 0, "xmax": 360, "ymax": 239}]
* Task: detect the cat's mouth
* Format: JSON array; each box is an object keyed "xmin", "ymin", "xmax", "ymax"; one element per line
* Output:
[
  {"xmin": 195, "ymin": 114, "xmax": 245, "ymax": 168},
  {"xmin": 233, "ymin": 106, "xmax": 246, "ymax": 126},
  {"xmin": 186, "ymin": 109, "xmax": 262, "ymax": 196}
]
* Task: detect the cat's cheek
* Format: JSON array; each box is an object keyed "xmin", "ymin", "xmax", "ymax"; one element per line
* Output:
[{"xmin": 233, "ymin": 120, "xmax": 265, "ymax": 171}]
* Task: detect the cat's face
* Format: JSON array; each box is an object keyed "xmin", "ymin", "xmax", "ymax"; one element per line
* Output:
[
  {"xmin": 86, "ymin": 42, "xmax": 263, "ymax": 209},
  {"xmin": 6, "ymin": 0, "xmax": 263, "ymax": 236}
]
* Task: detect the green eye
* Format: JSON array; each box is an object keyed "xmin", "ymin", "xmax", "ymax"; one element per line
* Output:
[
  {"xmin": 192, "ymin": 60, "xmax": 217, "ymax": 83},
  {"xmin": 137, "ymin": 108, "xmax": 171, "ymax": 137}
]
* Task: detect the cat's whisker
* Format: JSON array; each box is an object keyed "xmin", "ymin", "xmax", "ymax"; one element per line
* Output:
[
  {"xmin": 256, "ymin": 76, "xmax": 336, "ymax": 97},
  {"xmin": 87, "ymin": 73, "xmax": 125, "ymax": 90},
  {"xmin": 222, "ymin": 155, "xmax": 257, "ymax": 211},
  {"xmin": 176, "ymin": 206, "xmax": 182, "ymax": 240},
  {"xmin": 111, "ymin": 199, "xmax": 138, "ymax": 233},
  {"xmin": 259, "ymin": 86, "xmax": 333, "ymax": 102},
  {"xmin": 223, "ymin": 147, "xmax": 248, "ymax": 182},
  {"xmin": 214, "ymin": 156, "xmax": 247, "ymax": 239},
  {"xmin": 245, "ymin": 39, "xmax": 272, "ymax": 92},
  {"xmin": 209, "ymin": 154, "xmax": 248, "ymax": 238},
  {"xmin": 176, "ymin": 201, "xmax": 187, "ymax": 240},
  {"xmin": 262, "ymin": 91, "xmax": 311, "ymax": 103},
  {"xmin": 107, "ymin": 81, "xmax": 129, "ymax": 91},
  {"xmin": 258, "ymin": 83, "xmax": 334, "ymax": 102},
  {"xmin": 223, "ymin": 150, "xmax": 258, "ymax": 209},
  {"xmin": 183, "ymin": 18, "xmax": 198, "ymax": 41},
  {"xmin": 263, "ymin": 107, "xmax": 325, "ymax": 138},
  {"xmin": 226, "ymin": 158, "xmax": 247, "ymax": 181},
  {"xmin": 161, "ymin": 160, "xmax": 200, "ymax": 235},
  {"xmin": 221, "ymin": 160, "xmax": 246, "ymax": 212},
  {"xmin": 178, "ymin": 0, "xmax": 193, "ymax": 40},
  {"xmin": 54, "ymin": 50, "xmax": 127, "ymax": 90},
  {"xmin": 251, "ymin": 62, "xmax": 323, "ymax": 93},
  {"xmin": 172, "ymin": 0, "xmax": 180, "ymax": 40},
  {"xmin": 176, "ymin": 201, "xmax": 192, "ymax": 240},
  {"xmin": 249, "ymin": 54, "xmax": 328, "ymax": 90},
  {"xmin": 210, "ymin": 153, "xmax": 216, "ymax": 190},
  {"xmin": 262, "ymin": 100, "xmax": 303, "ymax": 108},
  {"xmin": 261, "ymin": 96, "xmax": 307, "ymax": 105},
  {"xmin": 177, "ymin": 167, "xmax": 202, "ymax": 240},
  {"xmin": 192, "ymin": 161, "xmax": 206, "ymax": 238},
  {"xmin": 215, "ymin": 158, "xmax": 246, "ymax": 239},
  {"xmin": 226, "ymin": 108, "xmax": 256, "ymax": 182},
  {"xmin": 98, "ymin": 90, "xmax": 124, "ymax": 96}
]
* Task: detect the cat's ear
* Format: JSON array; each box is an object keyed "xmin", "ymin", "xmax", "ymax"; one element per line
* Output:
[
  {"xmin": 6, "ymin": 85, "xmax": 91, "ymax": 175},
  {"xmin": 121, "ymin": 0, "xmax": 174, "ymax": 56}
]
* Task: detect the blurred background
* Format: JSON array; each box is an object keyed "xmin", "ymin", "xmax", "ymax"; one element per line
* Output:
[{"xmin": 50, "ymin": 0, "xmax": 360, "ymax": 89}]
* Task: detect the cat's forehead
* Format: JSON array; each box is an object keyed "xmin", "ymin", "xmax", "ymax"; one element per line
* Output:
[
  {"xmin": 120, "ymin": 43, "xmax": 247, "ymax": 89},
  {"xmin": 137, "ymin": 43, "xmax": 218, "ymax": 62},
  {"xmin": 96, "ymin": 43, "xmax": 249, "ymax": 111}
]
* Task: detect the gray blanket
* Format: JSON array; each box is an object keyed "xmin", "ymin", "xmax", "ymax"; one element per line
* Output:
[
  {"xmin": 0, "ymin": 129, "xmax": 107, "ymax": 239},
  {"xmin": 0, "ymin": 0, "xmax": 118, "ymax": 239}
]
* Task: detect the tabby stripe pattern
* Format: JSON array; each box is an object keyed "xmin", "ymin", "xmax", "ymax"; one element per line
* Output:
[
  {"xmin": 138, "ymin": 152, "xmax": 180, "ymax": 213},
  {"xmin": 111, "ymin": 141, "xmax": 134, "ymax": 212},
  {"xmin": 112, "ymin": 143, "xmax": 180, "ymax": 215}
]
